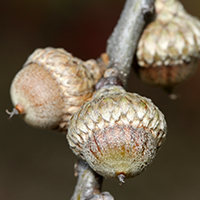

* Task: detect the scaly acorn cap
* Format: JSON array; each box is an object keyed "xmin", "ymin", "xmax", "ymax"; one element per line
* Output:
[
  {"xmin": 9, "ymin": 47, "xmax": 105, "ymax": 131},
  {"xmin": 67, "ymin": 85, "xmax": 167, "ymax": 183},
  {"xmin": 135, "ymin": 0, "xmax": 200, "ymax": 92}
]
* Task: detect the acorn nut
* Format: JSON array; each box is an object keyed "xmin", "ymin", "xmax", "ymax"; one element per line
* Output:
[
  {"xmin": 8, "ymin": 47, "xmax": 105, "ymax": 132},
  {"xmin": 67, "ymin": 85, "xmax": 167, "ymax": 184},
  {"xmin": 135, "ymin": 0, "xmax": 200, "ymax": 93}
]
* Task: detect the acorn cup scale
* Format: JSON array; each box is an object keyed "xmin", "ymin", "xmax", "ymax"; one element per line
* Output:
[
  {"xmin": 135, "ymin": 0, "xmax": 200, "ymax": 93},
  {"xmin": 67, "ymin": 85, "xmax": 167, "ymax": 183},
  {"xmin": 9, "ymin": 47, "xmax": 106, "ymax": 132}
]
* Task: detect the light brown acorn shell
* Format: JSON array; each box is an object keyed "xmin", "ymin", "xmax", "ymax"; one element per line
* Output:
[
  {"xmin": 10, "ymin": 47, "xmax": 105, "ymax": 131},
  {"xmin": 135, "ymin": 0, "xmax": 200, "ymax": 91},
  {"xmin": 67, "ymin": 86, "xmax": 167, "ymax": 182}
]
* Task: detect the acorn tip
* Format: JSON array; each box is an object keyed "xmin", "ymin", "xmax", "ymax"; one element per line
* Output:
[
  {"xmin": 6, "ymin": 107, "xmax": 19, "ymax": 119},
  {"xmin": 118, "ymin": 174, "xmax": 126, "ymax": 185}
]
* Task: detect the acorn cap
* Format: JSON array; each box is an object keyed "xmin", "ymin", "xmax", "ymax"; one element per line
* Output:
[
  {"xmin": 67, "ymin": 86, "xmax": 167, "ymax": 182},
  {"xmin": 135, "ymin": 0, "xmax": 200, "ymax": 91}
]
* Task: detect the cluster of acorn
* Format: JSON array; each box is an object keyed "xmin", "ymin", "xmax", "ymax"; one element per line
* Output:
[
  {"xmin": 8, "ymin": 46, "xmax": 167, "ymax": 183},
  {"xmin": 7, "ymin": 0, "xmax": 200, "ymax": 184}
]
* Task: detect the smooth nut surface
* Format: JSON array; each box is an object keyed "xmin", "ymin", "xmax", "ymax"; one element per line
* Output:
[{"xmin": 10, "ymin": 63, "xmax": 64, "ymax": 128}]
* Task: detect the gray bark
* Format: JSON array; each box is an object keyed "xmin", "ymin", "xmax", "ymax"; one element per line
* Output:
[{"xmin": 106, "ymin": 0, "xmax": 155, "ymax": 86}]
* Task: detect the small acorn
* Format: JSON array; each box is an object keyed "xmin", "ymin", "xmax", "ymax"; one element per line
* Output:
[
  {"xmin": 67, "ymin": 85, "xmax": 167, "ymax": 184},
  {"xmin": 8, "ymin": 47, "xmax": 106, "ymax": 132},
  {"xmin": 135, "ymin": 0, "xmax": 200, "ymax": 93}
]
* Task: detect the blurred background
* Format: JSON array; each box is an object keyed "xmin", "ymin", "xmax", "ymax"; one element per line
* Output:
[{"xmin": 1, "ymin": 0, "xmax": 200, "ymax": 199}]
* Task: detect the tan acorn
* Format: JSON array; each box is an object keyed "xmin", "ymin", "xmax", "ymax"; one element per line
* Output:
[
  {"xmin": 67, "ymin": 85, "xmax": 167, "ymax": 184},
  {"xmin": 135, "ymin": 0, "xmax": 200, "ymax": 93},
  {"xmin": 8, "ymin": 47, "xmax": 106, "ymax": 132}
]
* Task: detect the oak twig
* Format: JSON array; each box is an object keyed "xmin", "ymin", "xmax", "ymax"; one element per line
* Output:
[
  {"xmin": 70, "ymin": 159, "xmax": 114, "ymax": 200},
  {"xmin": 106, "ymin": 0, "xmax": 155, "ymax": 86},
  {"xmin": 71, "ymin": 0, "xmax": 155, "ymax": 199}
]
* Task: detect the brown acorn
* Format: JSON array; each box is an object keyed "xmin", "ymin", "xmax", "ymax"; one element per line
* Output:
[
  {"xmin": 8, "ymin": 47, "xmax": 106, "ymax": 132},
  {"xmin": 67, "ymin": 85, "xmax": 167, "ymax": 184},
  {"xmin": 135, "ymin": 0, "xmax": 200, "ymax": 93}
]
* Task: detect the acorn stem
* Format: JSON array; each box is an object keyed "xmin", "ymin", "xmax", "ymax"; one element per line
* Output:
[{"xmin": 106, "ymin": 0, "xmax": 155, "ymax": 86}]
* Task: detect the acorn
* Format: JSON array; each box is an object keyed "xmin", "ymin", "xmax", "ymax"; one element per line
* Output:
[
  {"xmin": 135, "ymin": 0, "xmax": 200, "ymax": 93},
  {"xmin": 67, "ymin": 85, "xmax": 167, "ymax": 184},
  {"xmin": 8, "ymin": 47, "xmax": 106, "ymax": 132}
]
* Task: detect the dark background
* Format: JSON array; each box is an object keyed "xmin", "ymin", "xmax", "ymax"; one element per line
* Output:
[{"xmin": 1, "ymin": 0, "xmax": 200, "ymax": 199}]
